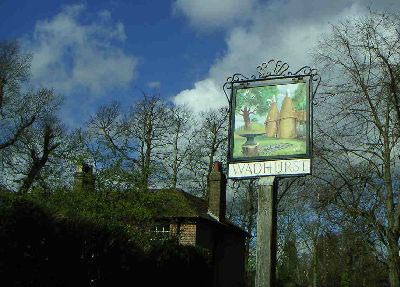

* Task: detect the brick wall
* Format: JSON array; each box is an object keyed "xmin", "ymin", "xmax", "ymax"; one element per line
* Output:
[{"xmin": 170, "ymin": 223, "xmax": 197, "ymax": 246}]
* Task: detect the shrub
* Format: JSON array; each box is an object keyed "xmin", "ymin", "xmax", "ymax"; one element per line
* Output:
[{"xmin": 0, "ymin": 192, "xmax": 211, "ymax": 286}]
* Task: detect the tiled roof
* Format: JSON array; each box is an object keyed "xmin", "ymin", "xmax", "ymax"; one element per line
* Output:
[
  {"xmin": 150, "ymin": 188, "xmax": 250, "ymax": 237},
  {"xmin": 150, "ymin": 188, "xmax": 208, "ymax": 218}
]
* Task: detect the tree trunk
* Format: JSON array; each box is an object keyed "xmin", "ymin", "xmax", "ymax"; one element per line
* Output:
[
  {"xmin": 388, "ymin": 258, "xmax": 399, "ymax": 287},
  {"xmin": 0, "ymin": 77, "xmax": 4, "ymax": 108},
  {"xmin": 171, "ymin": 128, "xmax": 179, "ymax": 189},
  {"xmin": 242, "ymin": 108, "xmax": 251, "ymax": 130},
  {"xmin": 19, "ymin": 161, "xmax": 46, "ymax": 193},
  {"xmin": 387, "ymin": 236, "xmax": 400, "ymax": 287},
  {"xmin": 143, "ymin": 140, "xmax": 151, "ymax": 188},
  {"xmin": 312, "ymin": 245, "xmax": 318, "ymax": 287},
  {"xmin": 382, "ymin": 132, "xmax": 400, "ymax": 287},
  {"xmin": 143, "ymin": 113, "xmax": 153, "ymax": 189},
  {"xmin": 19, "ymin": 124, "xmax": 56, "ymax": 193}
]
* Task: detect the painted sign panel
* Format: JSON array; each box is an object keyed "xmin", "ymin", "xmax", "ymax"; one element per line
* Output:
[{"xmin": 227, "ymin": 76, "xmax": 312, "ymax": 178}]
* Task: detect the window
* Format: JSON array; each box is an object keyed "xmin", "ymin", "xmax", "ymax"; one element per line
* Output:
[{"xmin": 152, "ymin": 224, "xmax": 170, "ymax": 240}]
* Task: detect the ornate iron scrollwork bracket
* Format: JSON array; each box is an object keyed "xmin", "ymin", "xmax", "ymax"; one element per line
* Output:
[{"xmin": 223, "ymin": 59, "xmax": 321, "ymax": 103}]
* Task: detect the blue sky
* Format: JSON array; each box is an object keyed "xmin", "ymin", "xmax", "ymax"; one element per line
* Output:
[
  {"xmin": 0, "ymin": 0, "xmax": 399, "ymax": 128},
  {"xmin": 0, "ymin": 0, "xmax": 226, "ymax": 127}
]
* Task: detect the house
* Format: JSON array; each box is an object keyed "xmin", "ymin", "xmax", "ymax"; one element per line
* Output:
[
  {"xmin": 152, "ymin": 162, "xmax": 249, "ymax": 287},
  {"xmin": 74, "ymin": 162, "xmax": 249, "ymax": 287}
]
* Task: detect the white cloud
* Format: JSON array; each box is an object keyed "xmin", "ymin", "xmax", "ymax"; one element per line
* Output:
[
  {"xmin": 174, "ymin": 78, "xmax": 227, "ymax": 113},
  {"xmin": 173, "ymin": 0, "xmax": 257, "ymax": 30},
  {"xmin": 172, "ymin": 0, "xmax": 400, "ymax": 113},
  {"xmin": 23, "ymin": 4, "xmax": 136, "ymax": 95}
]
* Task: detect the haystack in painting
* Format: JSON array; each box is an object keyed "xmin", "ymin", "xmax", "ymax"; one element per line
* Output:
[
  {"xmin": 278, "ymin": 95, "xmax": 297, "ymax": 139},
  {"xmin": 265, "ymin": 102, "xmax": 279, "ymax": 138},
  {"xmin": 295, "ymin": 110, "xmax": 307, "ymax": 123}
]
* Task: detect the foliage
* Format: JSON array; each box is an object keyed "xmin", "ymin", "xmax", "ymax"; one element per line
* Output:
[
  {"xmin": 235, "ymin": 85, "xmax": 279, "ymax": 130},
  {"xmin": 0, "ymin": 191, "xmax": 212, "ymax": 287},
  {"xmin": 292, "ymin": 83, "xmax": 307, "ymax": 110},
  {"xmin": 148, "ymin": 240, "xmax": 212, "ymax": 286},
  {"xmin": 235, "ymin": 85, "xmax": 278, "ymax": 116},
  {"xmin": 277, "ymin": 235, "xmax": 300, "ymax": 287}
]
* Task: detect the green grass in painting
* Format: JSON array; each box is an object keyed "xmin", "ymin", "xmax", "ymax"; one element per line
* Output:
[
  {"xmin": 235, "ymin": 122, "xmax": 265, "ymax": 134},
  {"xmin": 233, "ymin": 133, "xmax": 306, "ymax": 158}
]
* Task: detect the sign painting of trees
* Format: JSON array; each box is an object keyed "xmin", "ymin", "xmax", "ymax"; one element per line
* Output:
[{"xmin": 232, "ymin": 81, "xmax": 309, "ymax": 159}]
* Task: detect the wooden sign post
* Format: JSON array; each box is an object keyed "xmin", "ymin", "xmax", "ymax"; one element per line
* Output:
[
  {"xmin": 255, "ymin": 176, "xmax": 277, "ymax": 287},
  {"xmin": 224, "ymin": 60, "xmax": 319, "ymax": 287}
]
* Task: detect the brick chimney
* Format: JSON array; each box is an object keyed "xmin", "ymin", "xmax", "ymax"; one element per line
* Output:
[
  {"xmin": 73, "ymin": 163, "xmax": 95, "ymax": 192},
  {"xmin": 208, "ymin": 161, "xmax": 227, "ymax": 222}
]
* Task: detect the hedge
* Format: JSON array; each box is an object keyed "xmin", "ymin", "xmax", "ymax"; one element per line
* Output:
[{"xmin": 0, "ymin": 193, "xmax": 212, "ymax": 287}]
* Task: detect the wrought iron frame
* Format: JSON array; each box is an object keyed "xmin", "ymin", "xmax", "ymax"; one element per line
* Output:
[
  {"xmin": 224, "ymin": 60, "xmax": 320, "ymax": 176},
  {"xmin": 223, "ymin": 60, "xmax": 321, "ymax": 102}
]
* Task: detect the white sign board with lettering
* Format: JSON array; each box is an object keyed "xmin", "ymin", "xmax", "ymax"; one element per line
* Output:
[{"xmin": 228, "ymin": 159, "xmax": 311, "ymax": 178}]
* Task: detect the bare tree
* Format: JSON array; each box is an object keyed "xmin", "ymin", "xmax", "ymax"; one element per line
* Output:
[
  {"xmin": 88, "ymin": 102, "xmax": 135, "ymax": 163},
  {"xmin": 1, "ymin": 100, "xmax": 71, "ymax": 194},
  {"xmin": 87, "ymin": 95, "xmax": 171, "ymax": 190},
  {"xmin": 0, "ymin": 40, "xmax": 47, "ymax": 152},
  {"xmin": 288, "ymin": 185, "xmax": 326, "ymax": 287},
  {"xmin": 128, "ymin": 95, "xmax": 170, "ymax": 188},
  {"xmin": 17, "ymin": 119, "xmax": 63, "ymax": 193},
  {"xmin": 0, "ymin": 40, "xmax": 68, "ymax": 192},
  {"xmin": 157, "ymin": 105, "xmax": 195, "ymax": 189},
  {"xmin": 0, "ymin": 40, "xmax": 30, "ymax": 109},
  {"xmin": 227, "ymin": 179, "xmax": 258, "ymax": 286},
  {"xmin": 185, "ymin": 107, "xmax": 229, "ymax": 198},
  {"xmin": 86, "ymin": 101, "xmax": 141, "ymax": 191},
  {"xmin": 313, "ymin": 11, "xmax": 400, "ymax": 286}
]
